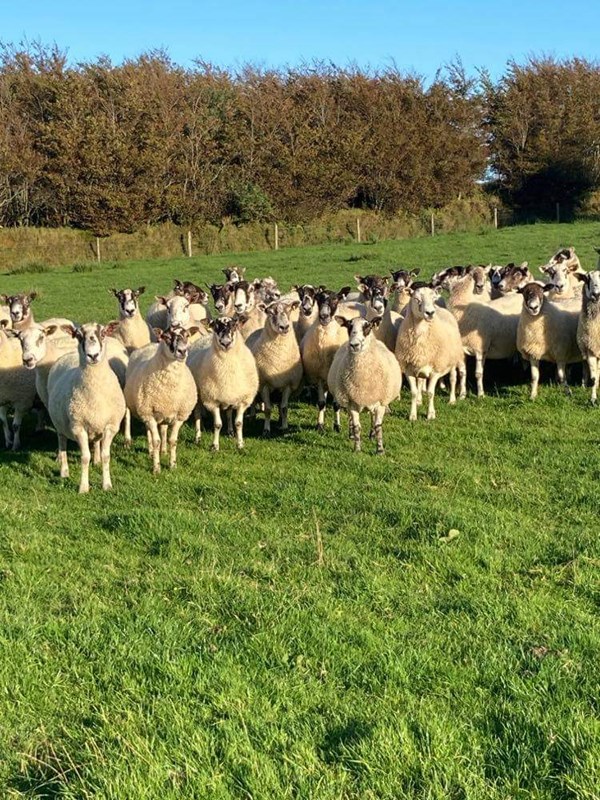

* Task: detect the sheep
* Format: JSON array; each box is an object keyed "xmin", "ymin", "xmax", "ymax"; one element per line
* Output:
[
  {"xmin": 292, "ymin": 284, "xmax": 320, "ymax": 343},
  {"xmin": 124, "ymin": 326, "xmax": 198, "ymax": 473},
  {"xmin": 247, "ymin": 300, "xmax": 302, "ymax": 435},
  {"xmin": 47, "ymin": 323, "xmax": 126, "ymax": 493},
  {"xmin": 395, "ymin": 283, "xmax": 466, "ymax": 421},
  {"xmin": 253, "ymin": 277, "xmax": 281, "ymax": 304},
  {"xmin": 188, "ymin": 315, "xmax": 259, "ymax": 450},
  {"xmin": 576, "ymin": 271, "xmax": 600, "ymax": 403},
  {"xmin": 232, "ymin": 281, "xmax": 268, "ymax": 340},
  {"xmin": 108, "ymin": 286, "xmax": 154, "ymax": 352},
  {"xmin": 516, "ymin": 282, "xmax": 582, "ymax": 399},
  {"xmin": 300, "ymin": 289, "xmax": 349, "ymax": 431},
  {"xmin": 223, "ymin": 266, "xmax": 245, "ymax": 283},
  {"xmin": 327, "ymin": 315, "xmax": 401, "ymax": 453},
  {"xmin": 432, "ymin": 265, "xmax": 492, "ymax": 316},
  {"xmin": 13, "ymin": 322, "xmax": 79, "ymax": 408},
  {"xmin": 389, "ymin": 269, "xmax": 420, "ymax": 313},
  {"xmin": 0, "ymin": 321, "xmax": 37, "ymax": 449},
  {"xmin": 495, "ymin": 262, "xmax": 533, "ymax": 295},
  {"xmin": 208, "ymin": 283, "xmax": 234, "ymax": 316},
  {"xmin": 146, "ymin": 280, "xmax": 210, "ymax": 330},
  {"xmin": 539, "ymin": 259, "xmax": 585, "ymax": 301},
  {"xmin": 0, "ymin": 291, "xmax": 74, "ymax": 333}
]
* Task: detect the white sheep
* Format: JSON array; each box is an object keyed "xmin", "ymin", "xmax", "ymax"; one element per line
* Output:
[
  {"xmin": 300, "ymin": 289, "xmax": 349, "ymax": 431},
  {"xmin": 13, "ymin": 322, "xmax": 79, "ymax": 408},
  {"xmin": 0, "ymin": 291, "xmax": 74, "ymax": 333},
  {"xmin": 247, "ymin": 300, "xmax": 302, "ymax": 435},
  {"xmin": 292, "ymin": 284, "xmax": 320, "ymax": 343},
  {"xmin": 516, "ymin": 282, "xmax": 582, "ymax": 399},
  {"xmin": 108, "ymin": 286, "xmax": 154, "ymax": 352},
  {"xmin": 124, "ymin": 326, "xmax": 198, "ymax": 472},
  {"xmin": 0, "ymin": 321, "xmax": 37, "ymax": 449},
  {"xmin": 327, "ymin": 315, "xmax": 401, "ymax": 453},
  {"xmin": 188, "ymin": 315, "xmax": 259, "ymax": 450},
  {"xmin": 395, "ymin": 284, "xmax": 466, "ymax": 421},
  {"xmin": 146, "ymin": 281, "xmax": 210, "ymax": 331},
  {"xmin": 47, "ymin": 323, "xmax": 126, "ymax": 493},
  {"xmin": 576, "ymin": 271, "xmax": 600, "ymax": 403}
]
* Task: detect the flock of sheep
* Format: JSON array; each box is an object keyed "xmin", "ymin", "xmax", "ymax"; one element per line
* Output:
[{"xmin": 0, "ymin": 246, "xmax": 599, "ymax": 492}]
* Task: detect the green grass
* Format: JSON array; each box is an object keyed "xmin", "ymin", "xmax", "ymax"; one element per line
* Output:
[{"xmin": 1, "ymin": 221, "xmax": 600, "ymax": 799}]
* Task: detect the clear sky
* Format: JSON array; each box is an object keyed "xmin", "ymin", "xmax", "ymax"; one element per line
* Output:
[{"xmin": 3, "ymin": 0, "xmax": 598, "ymax": 79}]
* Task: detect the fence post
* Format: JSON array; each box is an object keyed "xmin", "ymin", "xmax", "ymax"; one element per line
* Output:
[
  {"xmin": 556, "ymin": 202, "xmax": 560, "ymax": 223},
  {"xmin": 95, "ymin": 236, "xmax": 101, "ymax": 263},
  {"xmin": 187, "ymin": 230, "xmax": 192, "ymax": 258},
  {"xmin": 494, "ymin": 207, "xmax": 498, "ymax": 229},
  {"xmin": 274, "ymin": 223, "xmax": 279, "ymax": 251},
  {"xmin": 431, "ymin": 213, "xmax": 435, "ymax": 237},
  {"xmin": 356, "ymin": 217, "xmax": 361, "ymax": 243}
]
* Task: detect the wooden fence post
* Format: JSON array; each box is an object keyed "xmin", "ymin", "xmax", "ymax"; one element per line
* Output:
[
  {"xmin": 494, "ymin": 207, "xmax": 498, "ymax": 229},
  {"xmin": 274, "ymin": 223, "xmax": 279, "ymax": 251},
  {"xmin": 431, "ymin": 213, "xmax": 435, "ymax": 237},
  {"xmin": 356, "ymin": 217, "xmax": 361, "ymax": 243},
  {"xmin": 95, "ymin": 236, "xmax": 101, "ymax": 263},
  {"xmin": 187, "ymin": 230, "xmax": 192, "ymax": 257}
]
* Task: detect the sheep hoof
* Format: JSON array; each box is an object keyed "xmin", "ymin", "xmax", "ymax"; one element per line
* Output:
[
  {"xmin": 333, "ymin": 423, "xmax": 341, "ymax": 433},
  {"xmin": 262, "ymin": 430, "xmax": 271, "ymax": 438},
  {"xmin": 123, "ymin": 439, "xmax": 132, "ymax": 450},
  {"xmin": 210, "ymin": 444, "xmax": 219, "ymax": 452},
  {"xmin": 376, "ymin": 447, "xmax": 384, "ymax": 455},
  {"xmin": 152, "ymin": 465, "xmax": 161, "ymax": 475},
  {"xmin": 316, "ymin": 424, "xmax": 325, "ymax": 434}
]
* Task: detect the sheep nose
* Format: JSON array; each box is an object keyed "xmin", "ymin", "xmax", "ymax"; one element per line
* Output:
[
  {"xmin": 235, "ymin": 303, "xmax": 245, "ymax": 312},
  {"xmin": 350, "ymin": 341, "xmax": 361, "ymax": 352},
  {"xmin": 424, "ymin": 310, "xmax": 435, "ymax": 319},
  {"xmin": 279, "ymin": 324, "xmax": 290, "ymax": 334},
  {"xmin": 23, "ymin": 356, "xmax": 35, "ymax": 368}
]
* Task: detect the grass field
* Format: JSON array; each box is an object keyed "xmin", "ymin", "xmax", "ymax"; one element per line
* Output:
[{"xmin": 1, "ymin": 221, "xmax": 600, "ymax": 799}]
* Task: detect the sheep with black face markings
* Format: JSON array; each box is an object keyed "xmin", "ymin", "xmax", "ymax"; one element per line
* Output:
[
  {"xmin": 576, "ymin": 271, "xmax": 600, "ymax": 403},
  {"xmin": 395, "ymin": 283, "xmax": 466, "ymax": 421},
  {"xmin": 327, "ymin": 315, "xmax": 401, "ymax": 454},
  {"xmin": 108, "ymin": 286, "xmax": 154, "ymax": 353},
  {"xmin": 0, "ymin": 320, "xmax": 37, "ymax": 450},
  {"xmin": 0, "ymin": 291, "xmax": 74, "ymax": 334}
]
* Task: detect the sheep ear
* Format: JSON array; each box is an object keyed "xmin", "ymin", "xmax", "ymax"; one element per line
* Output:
[
  {"xmin": 28, "ymin": 291, "xmax": 38, "ymax": 302},
  {"xmin": 234, "ymin": 313, "xmax": 249, "ymax": 328},
  {"xmin": 205, "ymin": 319, "xmax": 216, "ymax": 330},
  {"xmin": 574, "ymin": 272, "xmax": 588, "ymax": 283},
  {"xmin": 103, "ymin": 320, "xmax": 120, "ymax": 338},
  {"xmin": 135, "ymin": 286, "xmax": 145, "ymax": 296},
  {"xmin": 153, "ymin": 327, "xmax": 164, "ymax": 340},
  {"xmin": 337, "ymin": 286, "xmax": 352, "ymax": 299},
  {"xmin": 61, "ymin": 324, "xmax": 78, "ymax": 338},
  {"xmin": 369, "ymin": 316, "xmax": 383, "ymax": 329},
  {"xmin": 520, "ymin": 262, "xmax": 528, "ymax": 269},
  {"xmin": 1, "ymin": 320, "xmax": 14, "ymax": 331},
  {"xmin": 109, "ymin": 288, "xmax": 119, "ymax": 297},
  {"xmin": 155, "ymin": 295, "xmax": 168, "ymax": 306},
  {"xmin": 187, "ymin": 326, "xmax": 201, "ymax": 337},
  {"xmin": 334, "ymin": 315, "xmax": 350, "ymax": 329},
  {"xmin": 43, "ymin": 324, "xmax": 58, "ymax": 337},
  {"xmin": 288, "ymin": 300, "xmax": 300, "ymax": 312}
]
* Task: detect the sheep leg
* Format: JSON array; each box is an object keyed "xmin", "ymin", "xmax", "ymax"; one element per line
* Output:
[
  {"xmin": 57, "ymin": 433, "xmax": 69, "ymax": 478},
  {"xmin": 235, "ymin": 405, "xmax": 246, "ymax": 449},
  {"xmin": 146, "ymin": 428, "xmax": 153, "ymax": 455},
  {"xmin": 101, "ymin": 426, "xmax": 118, "ymax": 490},
  {"xmin": 168, "ymin": 420, "xmax": 184, "ymax": 468},
  {"xmin": 194, "ymin": 406, "xmax": 202, "ymax": 443},
  {"xmin": 261, "ymin": 386, "xmax": 272, "ymax": 436},
  {"xmin": 349, "ymin": 409, "xmax": 361, "ymax": 452},
  {"xmin": 147, "ymin": 419, "xmax": 161, "ymax": 474},
  {"xmin": 0, "ymin": 406, "xmax": 13, "ymax": 449},
  {"xmin": 408, "ymin": 376, "xmax": 419, "ymax": 421},
  {"xmin": 557, "ymin": 363, "xmax": 571, "ymax": 396},
  {"xmin": 530, "ymin": 359, "xmax": 540, "ymax": 400},
  {"xmin": 448, "ymin": 368, "xmax": 457, "ymax": 405},
  {"xmin": 475, "ymin": 353, "xmax": 485, "ymax": 398},
  {"xmin": 582, "ymin": 361, "xmax": 590, "ymax": 389},
  {"xmin": 333, "ymin": 400, "xmax": 341, "ymax": 433},
  {"xmin": 589, "ymin": 357, "xmax": 599, "ymax": 404},
  {"xmin": 123, "ymin": 408, "xmax": 132, "ymax": 449},
  {"xmin": 93, "ymin": 439, "xmax": 101, "ymax": 466},
  {"xmin": 160, "ymin": 424, "xmax": 168, "ymax": 454},
  {"xmin": 416, "ymin": 378, "xmax": 424, "ymax": 406},
  {"xmin": 74, "ymin": 428, "xmax": 91, "ymax": 494},
  {"xmin": 34, "ymin": 406, "xmax": 46, "ymax": 433},
  {"xmin": 316, "ymin": 381, "xmax": 326, "ymax": 432},
  {"xmin": 426, "ymin": 374, "xmax": 440, "ymax": 420},
  {"xmin": 226, "ymin": 408, "xmax": 234, "ymax": 436},
  {"xmin": 279, "ymin": 386, "xmax": 291, "ymax": 431},
  {"xmin": 458, "ymin": 361, "xmax": 467, "ymax": 400},
  {"xmin": 373, "ymin": 404, "xmax": 386, "ymax": 455},
  {"xmin": 11, "ymin": 407, "xmax": 25, "ymax": 451},
  {"xmin": 211, "ymin": 407, "xmax": 222, "ymax": 452}
]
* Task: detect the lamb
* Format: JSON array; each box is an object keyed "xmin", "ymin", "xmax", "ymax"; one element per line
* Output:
[
  {"xmin": 516, "ymin": 282, "xmax": 582, "ymax": 399},
  {"xmin": 47, "ymin": 323, "xmax": 126, "ymax": 493},
  {"xmin": 576, "ymin": 271, "xmax": 600, "ymax": 403},
  {"xmin": 395, "ymin": 283, "xmax": 466, "ymax": 421},
  {"xmin": 247, "ymin": 300, "xmax": 302, "ymax": 435},
  {"xmin": 108, "ymin": 286, "xmax": 154, "ymax": 352},
  {"xmin": 327, "ymin": 316, "xmax": 401, "ymax": 453},
  {"xmin": 300, "ymin": 289, "xmax": 349, "ymax": 431},
  {"xmin": 188, "ymin": 316, "xmax": 259, "ymax": 450},
  {"xmin": 124, "ymin": 326, "xmax": 198, "ymax": 472},
  {"xmin": 0, "ymin": 321, "xmax": 37, "ymax": 449}
]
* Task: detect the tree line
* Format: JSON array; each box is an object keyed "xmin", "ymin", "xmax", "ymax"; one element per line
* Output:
[{"xmin": 0, "ymin": 43, "xmax": 598, "ymax": 234}]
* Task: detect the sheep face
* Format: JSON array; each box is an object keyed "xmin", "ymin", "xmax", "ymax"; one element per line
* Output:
[
  {"xmin": 335, "ymin": 315, "xmax": 381, "ymax": 353},
  {"xmin": 489, "ymin": 265, "xmax": 504, "ymax": 289},
  {"xmin": 253, "ymin": 277, "xmax": 281, "ymax": 303},
  {"xmin": 209, "ymin": 283, "xmax": 233, "ymax": 314},
  {"xmin": 362, "ymin": 279, "xmax": 389, "ymax": 315},
  {"xmin": 579, "ymin": 270, "xmax": 600, "ymax": 302},
  {"xmin": 430, "ymin": 266, "xmax": 466, "ymax": 290},
  {"xmin": 156, "ymin": 295, "xmax": 191, "ymax": 328},
  {"xmin": 62, "ymin": 322, "xmax": 112, "ymax": 366},
  {"xmin": 539, "ymin": 262, "xmax": 570, "ymax": 294},
  {"xmin": 157, "ymin": 326, "xmax": 193, "ymax": 362},
  {"xmin": 390, "ymin": 269, "xmax": 419, "ymax": 291},
  {"xmin": 210, "ymin": 316, "xmax": 243, "ymax": 352},
  {"xmin": 497, "ymin": 263, "xmax": 531, "ymax": 294},
  {"xmin": 15, "ymin": 323, "xmax": 58, "ymax": 369},
  {"xmin": 518, "ymin": 282, "xmax": 552, "ymax": 317},
  {"xmin": 232, "ymin": 281, "xmax": 254, "ymax": 314},
  {"xmin": 409, "ymin": 285, "xmax": 441, "ymax": 323},
  {"xmin": 1, "ymin": 292, "xmax": 37, "ymax": 324},
  {"xmin": 223, "ymin": 266, "xmax": 245, "ymax": 283},
  {"xmin": 295, "ymin": 284, "xmax": 317, "ymax": 316},
  {"xmin": 466, "ymin": 265, "xmax": 490, "ymax": 295},
  {"xmin": 263, "ymin": 301, "xmax": 298, "ymax": 335},
  {"xmin": 112, "ymin": 287, "xmax": 144, "ymax": 319},
  {"xmin": 315, "ymin": 290, "xmax": 343, "ymax": 326}
]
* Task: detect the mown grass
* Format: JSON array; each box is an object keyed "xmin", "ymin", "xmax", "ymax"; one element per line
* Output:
[{"xmin": 1, "ymin": 221, "xmax": 600, "ymax": 798}]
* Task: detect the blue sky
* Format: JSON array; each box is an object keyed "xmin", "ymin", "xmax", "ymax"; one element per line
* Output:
[{"xmin": 3, "ymin": 0, "xmax": 598, "ymax": 79}]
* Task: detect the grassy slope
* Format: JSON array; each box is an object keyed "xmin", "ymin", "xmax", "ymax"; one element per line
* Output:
[{"xmin": 1, "ymin": 222, "xmax": 600, "ymax": 799}]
